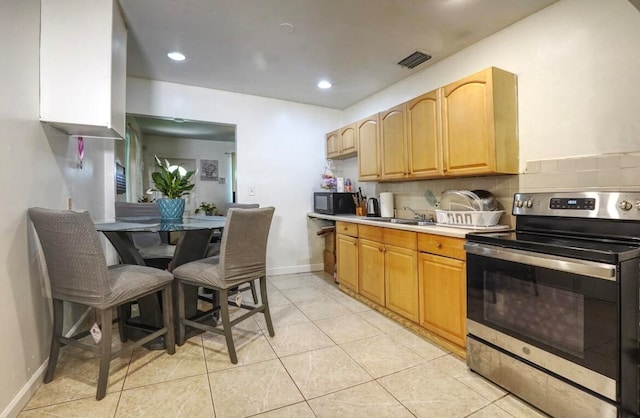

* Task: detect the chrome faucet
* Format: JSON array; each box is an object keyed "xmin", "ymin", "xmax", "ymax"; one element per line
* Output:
[{"xmin": 403, "ymin": 206, "xmax": 426, "ymax": 221}]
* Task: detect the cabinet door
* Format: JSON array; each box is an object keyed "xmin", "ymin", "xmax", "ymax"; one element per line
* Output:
[
  {"xmin": 407, "ymin": 90, "xmax": 442, "ymax": 178},
  {"xmin": 336, "ymin": 234, "xmax": 359, "ymax": 293},
  {"xmin": 384, "ymin": 244, "xmax": 418, "ymax": 322},
  {"xmin": 326, "ymin": 130, "xmax": 340, "ymax": 159},
  {"xmin": 357, "ymin": 115, "xmax": 380, "ymax": 181},
  {"xmin": 442, "ymin": 69, "xmax": 494, "ymax": 175},
  {"xmin": 358, "ymin": 238, "xmax": 385, "ymax": 305},
  {"xmin": 380, "ymin": 104, "xmax": 407, "ymax": 180},
  {"xmin": 340, "ymin": 123, "xmax": 357, "ymax": 156},
  {"xmin": 441, "ymin": 67, "xmax": 518, "ymax": 176},
  {"xmin": 418, "ymin": 253, "xmax": 466, "ymax": 347}
]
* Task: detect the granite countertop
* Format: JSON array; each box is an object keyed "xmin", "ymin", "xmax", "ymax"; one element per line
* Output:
[{"xmin": 307, "ymin": 212, "xmax": 510, "ymax": 239}]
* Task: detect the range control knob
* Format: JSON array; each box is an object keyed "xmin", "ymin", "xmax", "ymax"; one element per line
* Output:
[
  {"xmin": 525, "ymin": 200, "xmax": 533, "ymax": 208},
  {"xmin": 619, "ymin": 200, "xmax": 633, "ymax": 211},
  {"xmin": 515, "ymin": 200, "xmax": 523, "ymax": 208}
]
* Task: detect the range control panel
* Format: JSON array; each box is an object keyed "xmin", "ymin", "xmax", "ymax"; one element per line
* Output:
[
  {"xmin": 549, "ymin": 198, "xmax": 596, "ymax": 210},
  {"xmin": 513, "ymin": 192, "xmax": 640, "ymax": 220}
]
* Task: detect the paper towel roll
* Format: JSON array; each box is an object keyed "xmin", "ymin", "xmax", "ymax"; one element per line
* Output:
[{"xmin": 379, "ymin": 192, "xmax": 394, "ymax": 218}]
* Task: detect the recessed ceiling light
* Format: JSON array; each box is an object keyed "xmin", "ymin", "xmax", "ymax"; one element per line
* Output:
[
  {"xmin": 317, "ymin": 80, "xmax": 332, "ymax": 89},
  {"xmin": 278, "ymin": 22, "xmax": 295, "ymax": 33},
  {"xmin": 167, "ymin": 51, "xmax": 186, "ymax": 61}
]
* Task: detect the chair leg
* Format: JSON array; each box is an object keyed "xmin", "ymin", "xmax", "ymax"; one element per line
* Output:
[
  {"xmin": 162, "ymin": 284, "xmax": 176, "ymax": 355},
  {"xmin": 176, "ymin": 281, "xmax": 186, "ymax": 346},
  {"xmin": 116, "ymin": 305, "xmax": 129, "ymax": 343},
  {"xmin": 44, "ymin": 299, "xmax": 64, "ymax": 383},
  {"xmin": 96, "ymin": 308, "xmax": 113, "ymax": 400},
  {"xmin": 220, "ymin": 289, "xmax": 238, "ymax": 364},
  {"xmin": 259, "ymin": 276, "xmax": 275, "ymax": 337},
  {"xmin": 249, "ymin": 280, "xmax": 259, "ymax": 304}
]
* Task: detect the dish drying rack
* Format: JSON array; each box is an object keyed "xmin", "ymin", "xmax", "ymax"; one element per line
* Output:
[{"xmin": 435, "ymin": 209, "xmax": 504, "ymax": 227}]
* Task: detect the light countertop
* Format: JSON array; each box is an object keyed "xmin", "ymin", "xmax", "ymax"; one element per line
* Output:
[{"xmin": 307, "ymin": 212, "xmax": 510, "ymax": 239}]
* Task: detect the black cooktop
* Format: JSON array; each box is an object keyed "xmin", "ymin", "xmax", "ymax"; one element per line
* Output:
[{"xmin": 466, "ymin": 231, "xmax": 640, "ymax": 264}]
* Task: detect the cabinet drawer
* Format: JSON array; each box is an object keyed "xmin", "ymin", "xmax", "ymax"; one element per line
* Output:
[
  {"xmin": 384, "ymin": 228, "xmax": 417, "ymax": 250},
  {"xmin": 336, "ymin": 221, "xmax": 358, "ymax": 237},
  {"xmin": 418, "ymin": 234, "xmax": 466, "ymax": 260},
  {"xmin": 359, "ymin": 224, "xmax": 384, "ymax": 242}
]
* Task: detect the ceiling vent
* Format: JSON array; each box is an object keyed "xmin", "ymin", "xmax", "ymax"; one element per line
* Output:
[{"xmin": 397, "ymin": 51, "xmax": 432, "ymax": 69}]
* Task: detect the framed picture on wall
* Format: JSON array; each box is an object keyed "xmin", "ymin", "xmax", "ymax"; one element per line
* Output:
[{"xmin": 200, "ymin": 159, "xmax": 219, "ymax": 181}]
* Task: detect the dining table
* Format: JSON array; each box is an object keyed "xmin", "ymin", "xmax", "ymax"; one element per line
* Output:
[{"xmin": 95, "ymin": 215, "xmax": 226, "ymax": 348}]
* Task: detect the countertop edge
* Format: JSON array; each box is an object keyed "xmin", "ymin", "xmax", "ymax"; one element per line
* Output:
[{"xmin": 307, "ymin": 212, "xmax": 510, "ymax": 239}]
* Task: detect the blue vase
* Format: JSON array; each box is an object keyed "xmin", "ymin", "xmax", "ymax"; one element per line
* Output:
[{"xmin": 157, "ymin": 198, "xmax": 185, "ymax": 221}]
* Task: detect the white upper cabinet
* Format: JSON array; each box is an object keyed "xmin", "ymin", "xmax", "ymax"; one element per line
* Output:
[{"xmin": 40, "ymin": 0, "xmax": 127, "ymax": 139}]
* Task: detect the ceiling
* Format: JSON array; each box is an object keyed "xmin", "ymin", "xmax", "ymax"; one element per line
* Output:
[
  {"xmin": 130, "ymin": 114, "xmax": 236, "ymax": 141},
  {"xmin": 120, "ymin": 0, "xmax": 559, "ymax": 138}
]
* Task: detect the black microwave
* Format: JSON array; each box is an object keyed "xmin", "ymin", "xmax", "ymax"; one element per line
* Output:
[{"xmin": 314, "ymin": 192, "xmax": 355, "ymax": 215}]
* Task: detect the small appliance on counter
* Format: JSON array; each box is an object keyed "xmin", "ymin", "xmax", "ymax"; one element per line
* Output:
[
  {"xmin": 314, "ymin": 192, "xmax": 355, "ymax": 215},
  {"xmin": 366, "ymin": 197, "xmax": 380, "ymax": 217}
]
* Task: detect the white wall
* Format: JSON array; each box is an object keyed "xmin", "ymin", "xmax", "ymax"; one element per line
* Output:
[
  {"xmin": 127, "ymin": 78, "xmax": 343, "ymax": 274},
  {"xmin": 343, "ymin": 0, "xmax": 640, "ymax": 168},
  {"xmin": 142, "ymin": 135, "xmax": 236, "ymax": 213},
  {"xmin": 0, "ymin": 2, "xmax": 117, "ymax": 415}
]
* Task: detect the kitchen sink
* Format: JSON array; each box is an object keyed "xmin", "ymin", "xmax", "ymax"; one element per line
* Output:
[{"xmin": 366, "ymin": 217, "xmax": 436, "ymax": 226}]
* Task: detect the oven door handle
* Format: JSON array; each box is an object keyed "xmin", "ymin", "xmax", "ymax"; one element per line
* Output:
[{"xmin": 464, "ymin": 242, "xmax": 617, "ymax": 281}]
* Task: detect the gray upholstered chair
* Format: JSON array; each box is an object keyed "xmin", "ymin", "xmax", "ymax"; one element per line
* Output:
[
  {"xmin": 173, "ymin": 207, "xmax": 275, "ymax": 363},
  {"xmin": 206, "ymin": 203, "xmax": 260, "ymax": 256},
  {"xmin": 114, "ymin": 202, "xmax": 175, "ymax": 266},
  {"xmin": 206, "ymin": 202, "xmax": 260, "ymax": 303},
  {"xmin": 28, "ymin": 208, "xmax": 176, "ymax": 400}
]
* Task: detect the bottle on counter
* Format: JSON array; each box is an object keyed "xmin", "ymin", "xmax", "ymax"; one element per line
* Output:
[{"xmin": 344, "ymin": 178, "xmax": 352, "ymax": 192}]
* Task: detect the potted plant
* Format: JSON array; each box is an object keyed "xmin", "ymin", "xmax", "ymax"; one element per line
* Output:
[
  {"xmin": 151, "ymin": 156, "xmax": 195, "ymax": 221},
  {"xmin": 195, "ymin": 202, "xmax": 217, "ymax": 216}
]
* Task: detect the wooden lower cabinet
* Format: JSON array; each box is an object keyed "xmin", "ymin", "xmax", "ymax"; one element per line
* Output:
[
  {"xmin": 418, "ymin": 252, "xmax": 466, "ymax": 347},
  {"xmin": 336, "ymin": 233, "xmax": 358, "ymax": 293},
  {"xmin": 336, "ymin": 224, "xmax": 467, "ymax": 353},
  {"xmin": 358, "ymin": 238, "xmax": 385, "ymax": 305},
  {"xmin": 385, "ymin": 244, "xmax": 419, "ymax": 322}
]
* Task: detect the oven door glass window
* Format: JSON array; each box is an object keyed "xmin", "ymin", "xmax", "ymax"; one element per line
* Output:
[{"xmin": 467, "ymin": 254, "xmax": 617, "ymax": 379}]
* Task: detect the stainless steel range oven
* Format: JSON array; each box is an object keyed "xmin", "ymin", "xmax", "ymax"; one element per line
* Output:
[{"xmin": 465, "ymin": 192, "xmax": 640, "ymax": 418}]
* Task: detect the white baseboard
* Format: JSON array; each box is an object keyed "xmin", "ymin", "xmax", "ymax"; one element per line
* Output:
[
  {"xmin": 267, "ymin": 263, "xmax": 324, "ymax": 276},
  {"xmin": 1, "ymin": 307, "xmax": 92, "ymax": 418},
  {"xmin": 1, "ymin": 360, "xmax": 47, "ymax": 418}
]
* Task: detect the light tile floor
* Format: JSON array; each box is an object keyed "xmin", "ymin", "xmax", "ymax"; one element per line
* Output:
[{"xmin": 19, "ymin": 272, "xmax": 548, "ymax": 417}]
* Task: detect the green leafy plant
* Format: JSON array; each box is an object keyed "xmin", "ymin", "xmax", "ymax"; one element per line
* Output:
[
  {"xmin": 195, "ymin": 202, "xmax": 217, "ymax": 215},
  {"xmin": 151, "ymin": 156, "xmax": 196, "ymax": 199}
]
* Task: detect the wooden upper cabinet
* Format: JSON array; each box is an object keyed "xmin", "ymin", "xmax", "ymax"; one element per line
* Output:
[
  {"xmin": 326, "ymin": 129, "xmax": 340, "ymax": 159},
  {"xmin": 441, "ymin": 67, "xmax": 518, "ymax": 176},
  {"xmin": 406, "ymin": 89, "xmax": 443, "ymax": 178},
  {"xmin": 357, "ymin": 114, "xmax": 381, "ymax": 181},
  {"xmin": 340, "ymin": 123, "xmax": 357, "ymax": 155},
  {"xmin": 380, "ymin": 104, "xmax": 408, "ymax": 180},
  {"xmin": 326, "ymin": 123, "xmax": 357, "ymax": 160}
]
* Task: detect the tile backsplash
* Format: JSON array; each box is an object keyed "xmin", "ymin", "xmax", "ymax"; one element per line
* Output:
[{"xmin": 367, "ymin": 152, "xmax": 640, "ymax": 228}]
